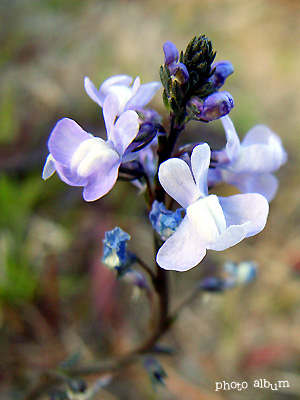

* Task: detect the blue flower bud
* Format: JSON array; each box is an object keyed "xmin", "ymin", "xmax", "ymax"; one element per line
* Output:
[
  {"xmin": 67, "ymin": 378, "xmax": 87, "ymax": 393},
  {"xmin": 171, "ymin": 62, "xmax": 189, "ymax": 84},
  {"xmin": 199, "ymin": 276, "xmax": 225, "ymax": 292},
  {"xmin": 102, "ymin": 227, "xmax": 135, "ymax": 272},
  {"xmin": 149, "ymin": 201, "xmax": 184, "ymax": 240},
  {"xmin": 144, "ymin": 358, "xmax": 167, "ymax": 388},
  {"xmin": 210, "ymin": 61, "xmax": 234, "ymax": 89},
  {"xmin": 163, "ymin": 41, "xmax": 189, "ymax": 84},
  {"xmin": 187, "ymin": 92, "xmax": 234, "ymax": 122}
]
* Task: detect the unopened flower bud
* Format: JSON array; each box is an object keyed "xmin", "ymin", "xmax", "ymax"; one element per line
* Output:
[
  {"xmin": 163, "ymin": 40, "xmax": 189, "ymax": 84},
  {"xmin": 187, "ymin": 92, "xmax": 234, "ymax": 122},
  {"xmin": 125, "ymin": 122, "xmax": 160, "ymax": 155},
  {"xmin": 210, "ymin": 61, "xmax": 234, "ymax": 89},
  {"xmin": 144, "ymin": 358, "xmax": 167, "ymax": 388},
  {"xmin": 67, "ymin": 378, "xmax": 87, "ymax": 394},
  {"xmin": 199, "ymin": 276, "xmax": 225, "ymax": 292},
  {"xmin": 163, "ymin": 41, "xmax": 179, "ymax": 66}
]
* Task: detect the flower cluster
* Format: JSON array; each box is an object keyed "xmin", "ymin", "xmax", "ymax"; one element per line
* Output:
[{"xmin": 43, "ymin": 35, "xmax": 286, "ymax": 275}]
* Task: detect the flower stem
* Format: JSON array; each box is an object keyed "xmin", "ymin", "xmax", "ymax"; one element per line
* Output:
[{"xmin": 155, "ymin": 115, "xmax": 185, "ymax": 202}]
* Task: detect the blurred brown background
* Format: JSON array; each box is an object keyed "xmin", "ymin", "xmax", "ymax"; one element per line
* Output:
[{"xmin": 1, "ymin": 0, "xmax": 300, "ymax": 399}]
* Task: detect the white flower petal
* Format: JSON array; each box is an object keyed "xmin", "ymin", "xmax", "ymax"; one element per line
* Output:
[
  {"xmin": 208, "ymin": 222, "xmax": 251, "ymax": 251},
  {"xmin": 112, "ymin": 110, "xmax": 139, "ymax": 155},
  {"xmin": 84, "ymin": 77, "xmax": 104, "ymax": 107},
  {"xmin": 224, "ymin": 171, "xmax": 279, "ymax": 201},
  {"xmin": 190, "ymin": 143, "xmax": 210, "ymax": 197},
  {"xmin": 218, "ymin": 193, "xmax": 269, "ymax": 237},
  {"xmin": 240, "ymin": 125, "xmax": 288, "ymax": 172},
  {"xmin": 103, "ymin": 94, "xmax": 119, "ymax": 137},
  {"xmin": 156, "ymin": 215, "xmax": 207, "ymax": 271},
  {"xmin": 242, "ymin": 124, "xmax": 280, "ymax": 146},
  {"xmin": 187, "ymin": 195, "xmax": 226, "ymax": 245},
  {"xmin": 100, "ymin": 75, "xmax": 133, "ymax": 93},
  {"xmin": 158, "ymin": 158, "xmax": 200, "ymax": 208},
  {"xmin": 70, "ymin": 137, "xmax": 120, "ymax": 178},
  {"xmin": 221, "ymin": 115, "xmax": 241, "ymax": 162},
  {"xmin": 42, "ymin": 154, "xmax": 56, "ymax": 180}
]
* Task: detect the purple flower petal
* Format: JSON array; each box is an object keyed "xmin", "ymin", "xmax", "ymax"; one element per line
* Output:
[
  {"xmin": 55, "ymin": 162, "xmax": 88, "ymax": 187},
  {"xmin": 158, "ymin": 158, "xmax": 200, "ymax": 208},
  {"xmin": 163, "ymin": 41, "xmax": 179, "ymax": 65},
  {"xmin": 125, "ymin": 82, "xmax": 161, "ymax": 111},
  {"xmin": 83, "ymin": 162, "xmax": 120, "ymax": 202},
  {"xmin": 48, "ymin": 118, "xmax": 92, "ymax": 167},
  {"xmin": 156, "ymin": 215, "xmax": 207, "ymax": 271},
  {"xmin": 84, "ymin": 77, "xmax": 104, "ymax": 107}
]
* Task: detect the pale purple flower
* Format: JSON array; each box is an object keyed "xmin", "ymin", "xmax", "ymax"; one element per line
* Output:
[
  {"xmin": 84, "ymin": 75, "xmax": 161, "ymax": 116},
  {"xmin": 156, "ymin": 143, "xmax": 269, "ymax": 272},
  {"xmin": 209, "ymin": 116, "xmax": 288, "ymax": 201},
  {"xmin": 42, "ymin": 95, "xmax": 139, "ymax": 201}
]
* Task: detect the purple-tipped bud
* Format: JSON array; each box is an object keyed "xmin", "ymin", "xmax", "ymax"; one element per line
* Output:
[
  {"xmin": 163, "ymin": 41, "xmax": 189, "ymax": 84},
  {"xmin": 144, "ymin": 358, "xmax": 167, "ymax": 388},
  {"xmin": 210, "ymin": 61, "xmax": 234, "ymax": 89},
  {"xmin": 171, "ymin": 62, "xmax": 189, "ymax": 84},
  {"xmin": 163, "ymin": 41, "xmax": 179, "ymax": 65},
  {"xmin": 187, "ymin": 92, "xmax": 234, "ymax": 122}
]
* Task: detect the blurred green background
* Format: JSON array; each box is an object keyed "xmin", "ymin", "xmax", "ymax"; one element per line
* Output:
[{"xmin": 1, "ymin": 0, "xmax": 300, "ymax": 399}]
